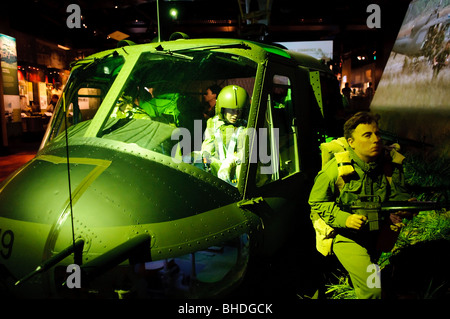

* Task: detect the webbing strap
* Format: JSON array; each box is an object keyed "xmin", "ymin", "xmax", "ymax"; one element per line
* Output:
[{"xmin": 214, "ymin": 123, "xmax": 243, "ymax": 161}]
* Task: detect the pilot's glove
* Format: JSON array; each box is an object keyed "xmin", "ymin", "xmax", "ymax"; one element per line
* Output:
[{"xmin": 218, "ymin": 156, "xmax": 237, "ymax": 184}]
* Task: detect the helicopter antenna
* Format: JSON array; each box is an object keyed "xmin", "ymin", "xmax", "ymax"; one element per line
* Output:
[
  {"xmin": 156, "ymin": 0, "xmax": 161, "ymax": 42},
  {"xmin": 62, "ymin": 93, "xmax": 77, "ymax": 260}
]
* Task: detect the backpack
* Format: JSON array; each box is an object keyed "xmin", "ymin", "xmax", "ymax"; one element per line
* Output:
[{"xmin": 311, "ymin": 137, "xmax": 352, "ymax": 256}]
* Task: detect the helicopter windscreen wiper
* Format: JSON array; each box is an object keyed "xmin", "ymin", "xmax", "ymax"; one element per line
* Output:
[
  {"xmin": 172, "ymin": 42, "xmax": 251, "ymax": 54},
  {"xmin": 152, "ymin": 45, "xmax": 194, "ymax": 61}
]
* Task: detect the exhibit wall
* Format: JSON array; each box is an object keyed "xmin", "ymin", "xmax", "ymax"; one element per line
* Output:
[{"xmin": 371, "ymin": 0, "xmax": 450, "ymax": 159}]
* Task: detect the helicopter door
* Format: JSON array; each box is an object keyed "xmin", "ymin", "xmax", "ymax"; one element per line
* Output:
[
  {"xmin": 255, "ymin": 73, "xmax": 300, "ymax": 187},
  {"xmin": 239, "ymin": 65, "xmax": 308, "ymax": 256}
]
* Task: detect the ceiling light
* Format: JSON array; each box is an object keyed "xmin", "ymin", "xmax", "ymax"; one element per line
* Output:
[
  {"xmin": 108, "ymin": 31, "xmax": 130, "ymax": 41},
  {"xmin": 58, "ymin": 44, "xmax": 71, "ymax": 50},
  {"xmin": 170, "ymin": 8, "xmax": 178, "ymax": 19}
]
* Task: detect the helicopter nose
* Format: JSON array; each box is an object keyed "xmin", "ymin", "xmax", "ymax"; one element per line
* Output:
[{"xmin": 0, "ymin": 142, "xmax": 238, "ymax": 228}]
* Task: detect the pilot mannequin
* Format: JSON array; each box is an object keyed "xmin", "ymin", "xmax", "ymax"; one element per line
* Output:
[{"xmin": 201, "ymin": 85, "xmax": 249, "ymax": 186}]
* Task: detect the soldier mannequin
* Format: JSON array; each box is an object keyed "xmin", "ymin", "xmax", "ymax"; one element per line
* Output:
[
  {"xmin": 201, "ymin": 85, "xmax": 249, "ymax": 186},
  {"xmin": 309, "ymin": 112, "xmax": 411, "ymax": 298}
]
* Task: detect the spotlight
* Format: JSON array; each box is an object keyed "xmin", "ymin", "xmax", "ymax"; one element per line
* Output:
[{"xmin": 169, "ymin": 8, "xmax": 178, "ymax": 19}]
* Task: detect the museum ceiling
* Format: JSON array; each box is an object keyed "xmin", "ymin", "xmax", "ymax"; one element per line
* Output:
[{"xmin": 3, "ymin": 0, "xmax": 411, "ymax": 55}]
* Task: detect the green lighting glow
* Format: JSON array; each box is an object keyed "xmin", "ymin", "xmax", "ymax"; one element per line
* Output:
[{"xmin": 169, "ymin": 8, "xmax": 178, "ymax": 19}]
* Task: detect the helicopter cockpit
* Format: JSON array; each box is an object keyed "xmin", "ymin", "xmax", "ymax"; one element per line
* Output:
[{"xmin": 45, "ymin": 48, "xmax": 257, "ymax": 187}]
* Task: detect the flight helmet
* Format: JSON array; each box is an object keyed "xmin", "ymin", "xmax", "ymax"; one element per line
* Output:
[{"xmin": 215, "ymin": 85, "xmax": 249, "ymax": 117}]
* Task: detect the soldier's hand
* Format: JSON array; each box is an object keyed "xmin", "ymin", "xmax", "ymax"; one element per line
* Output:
[
  {"xmin": 394, "ymin": 198, "xmax": 418, "ymax": 220},
  {"xmin": 389, "ymin": 212, "xmax": 403, "ymax": 224},
  {"xmin": 389, "ymin": 212, "xmax": 406, "ymax": 232},
  {"xmin": 345, "ymin": 214, "xmax": 367, "ymax": 230}
]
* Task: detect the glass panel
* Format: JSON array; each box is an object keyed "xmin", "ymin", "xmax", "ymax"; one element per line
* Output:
[
  {"xmin": 47, "ymin": 53, "xmax": 125, "ymax": 142},
  {"xmin": 131, "ymin": 234, "xmax": 249, "ymax": 298},
  {"xmin": 77, "ymin": 87, "xmax": 101, "ymax": 120},
  {"xmin": 256, "ymin": 74, "xmax": 299, "ymax": 187},
  {"xmin": 100, "ymin": 50, "xmax": 257, "ymax": 182},
  {"xmin": 45, "ymin": 48, "xmax": 257, "ymax": 187}
]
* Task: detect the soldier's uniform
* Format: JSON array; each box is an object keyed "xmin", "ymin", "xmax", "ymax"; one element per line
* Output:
[
  {"xmin": 201, "ymin": 115, "xmax": 247, "ymax": 185},
  {"xmin": 200, "ymin": 85, "xmax": 249, "ymax": 186},
  {"xmin": 309, "ymin": 143, "xmax": 410, "ymax": 298}
]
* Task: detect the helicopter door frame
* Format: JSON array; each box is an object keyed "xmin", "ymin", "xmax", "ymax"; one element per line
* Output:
[{"xmin": 243, "ymin": 59, "xmax": 310, "ymax": 199}]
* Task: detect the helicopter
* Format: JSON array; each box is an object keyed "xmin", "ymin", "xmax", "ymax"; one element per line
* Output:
[
  {"xmin": 0, "ymin": 35, "xmax": 343, "ymax": 299},
  {"xmin": 392, "ymin": 3, "xmax": 449, "ymax": 58}
]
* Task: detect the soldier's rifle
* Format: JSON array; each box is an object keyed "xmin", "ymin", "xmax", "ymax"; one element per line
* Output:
[{"xmin": 341, "ymin": 195, "xmax": 448, "ymax": 231}]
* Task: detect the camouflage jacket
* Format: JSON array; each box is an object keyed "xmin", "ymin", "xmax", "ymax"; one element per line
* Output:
[{"xmin": 308, "ymin": 146, "xmax": 410, "ymax": 230}]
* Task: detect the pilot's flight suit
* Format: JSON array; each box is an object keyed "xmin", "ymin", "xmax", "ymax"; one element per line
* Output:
[
  {"xmin": 308, "ymin": 145, "xmax": 410, "ymax": 298},
  {"xmin": 201, "ymin": 115, "xmax": 246, "ymax": 186}
]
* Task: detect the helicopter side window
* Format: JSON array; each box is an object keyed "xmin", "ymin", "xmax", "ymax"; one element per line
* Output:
[
  {"xmin": 78, "ymin": 88, "xmax": 102, "ymax": 120},
  {"xmin": 256, "ymin": 75, "xmax": 299, "ymax": 187},
  {"xmin": 46, "ymin": 54, "xmax": 124, "ymax": 143},
  {"xmin": 49, "ymin": 83, "xmax": 107, "ymax": 141}
]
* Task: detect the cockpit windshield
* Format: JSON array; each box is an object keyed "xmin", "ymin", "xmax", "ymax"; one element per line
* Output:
[
  {"xmin": 101, "ymin": 50, "xmax": 256, "ymax": 158},
  {"xmin": 46, "ymin": 48, "xmax": 257, "ymax": 177}
]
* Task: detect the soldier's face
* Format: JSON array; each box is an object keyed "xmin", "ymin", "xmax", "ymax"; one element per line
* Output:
[
  {"xmin": 348, "ymin": 122, "xmax": 382, "ymax": 162},
  {"xmin": 223, "ymin": 108, "xmax": 241, "ymax": 124},
  {"xmin": 203, "ymin": 89, "xmax": 216, "ymax": 103}
]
